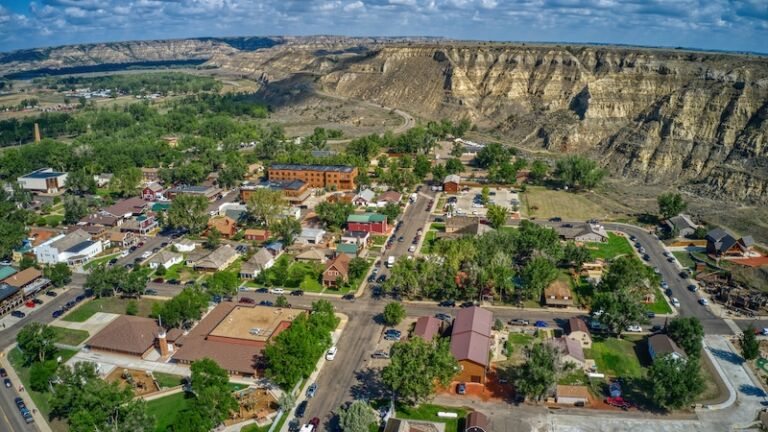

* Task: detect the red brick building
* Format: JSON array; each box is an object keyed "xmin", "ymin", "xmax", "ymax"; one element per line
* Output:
[{"xmin": 346, "ymin": 213, "xmax": 388, "ymax": 234}]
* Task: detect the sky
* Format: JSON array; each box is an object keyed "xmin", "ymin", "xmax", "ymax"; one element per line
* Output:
[{"xmin": 0, "ymin": 0, "xmax": 766, "ymax": 53}]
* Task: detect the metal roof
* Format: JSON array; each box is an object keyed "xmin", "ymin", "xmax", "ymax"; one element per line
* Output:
[
  {"xmin": 270, "ymin": 164, "xmax": 354, "ymax": 173},
  {"xmin": 347, "ymin": 213, "xmax": 386, "ymax": 223},
  {"xmin": 21, "ymin": 169, "xmax": 66, "ymax": 179}
]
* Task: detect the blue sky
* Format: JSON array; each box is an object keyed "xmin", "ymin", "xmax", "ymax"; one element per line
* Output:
[{"xmin": 0, "ymin": 1, "xmax": 766, "ymax": 53}]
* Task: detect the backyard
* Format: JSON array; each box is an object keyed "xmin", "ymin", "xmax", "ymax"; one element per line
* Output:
[
  {"xmin": 162, "ymin": 262, "xmax": 200, "ymax": 282},
  {"xmin": 586, "ymin": 233, "xmax": 634, "ymax": 260},
  {"xmin": 62, "ymin": 297, "xmax": 165, "ymax": 322},
  {"xmin": 584, "ymin": 337, "xmax": 644, "ymax": 378}
]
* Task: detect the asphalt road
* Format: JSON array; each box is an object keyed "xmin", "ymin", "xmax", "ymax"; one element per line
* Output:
[{"xmin": 0, "ymin": 275, "xmax": 85, "ymax": 432}]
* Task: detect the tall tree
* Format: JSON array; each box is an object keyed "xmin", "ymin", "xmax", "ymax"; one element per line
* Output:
[
  {"xmin": 741, "ymin": 325, "xmax": 760, "ymax": 361},
  {"xmin": 381, "ymin": 337, "xmax": 458, "ymax": 405},
  {"xmin": 44, "ymin": 262, "xmax": 72, "ymax": 288},
  {"xmin": 167, "ymin": 194, "xmax": 209, "ymax": 234},
  {"xmin": 17, "ymin": 322, "xmax": 57, "ymax": 365},
  {"xmin": 382, "ymin": 302, "xmax": 406, "ymax": 326},
  {"xmin": 554, "ymin": 155, "xmax": 605, "ymax": 190},
  {"xmin": 110, "ymin": 167, "xmax": 142, "ymax": 197},
  {"xmin": 474, "ymin": 142, "xmax": 510, "ymax": 169},
  {"xmin": 591, "ymin": 289, "xmax": 648, "ymax": 337},
  {"xmin": 666, "ymin": 317, "xmax": 704, "ymax": 357},
  {"xmin": 273, "ymin": 216, "xmax": 302, "ymax": 245},
  {"xmin": 246, "ymin": 188, "xmax": 286, "ymax": 228},
  {"xmin": 657, "ymin": 192, "xmax": 687, "ymax": 220},
  {"xmin": 315, "ymin": 201, "xmax": 354, "ymax": 230},
  {"xmin": 520, "ymin": 257, "xmax": 558, "ymax": 300},
  {"xmin": 380, "ymin": 202, "xmax": 401, "ymax": 223},
  {"xmin": 445, "ymin": 158, "xmax": 464, "ymax": 175},
  {"xmin": 486, "ymin": 204, "xmax": 509, "ymax": 229},
  {"xmin": 187, "ymin": 358, "xmax": 239, "ymax": 430},
  {"xmin": 515, "ymin": 343, "xmax": 558, "ymax": 401},
  {"xmin": 647, "ymin": 355, "xmax": 704, "ymax": 410},
  {"xmin": 206, "ymin": 271, "xmax": 239, "ymax": 297},
  {"xmin": 562, "ymin": 242, "xmax": 591, "ymax": 269},
  {"xmin": 63, "ymin": 196, "xmax": 89, "ymax": 225},
  {"xmin": 217, "ymin": 152, "xmax": 247, "ymax": 189},
  {"xmin": 338, "ymin": 400, "xmax": 377, "ymax": 432},
  {"xmin": 65, "ymin": 169, "xmax": 97, "ymax": 194},
  {"xmin": 529, "ymin": 160, "xmax": 549, "ymax": 183}
]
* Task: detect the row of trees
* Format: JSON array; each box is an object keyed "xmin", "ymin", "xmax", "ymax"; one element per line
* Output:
[{"xmin": 36, "ymin": 72, "xmax": 222, "ymax": 96}]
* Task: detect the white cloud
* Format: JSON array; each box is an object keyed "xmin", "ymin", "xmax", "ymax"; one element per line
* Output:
[{"xmin": 344, "ymin": 1, "xmax": 365, "ymax": 12}]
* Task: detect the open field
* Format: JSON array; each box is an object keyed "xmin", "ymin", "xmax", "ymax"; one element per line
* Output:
[
  {"xmin": 146, "ymin": 392, "xmax": 192, "ymax": 432},
  {"xmin": 523, "ymin": 187, "xmax": 613, "ymax": 220},
  {"xmin": 586, "ymin": 233, "xmax": 634, "ymax": 260},
  {"xmin": 50, "ymin": 326, "xmax": 90, "ymax": 345},
  {"xmin": 63, "ymin": 297, "xmax": 164, "ymax": 322}
]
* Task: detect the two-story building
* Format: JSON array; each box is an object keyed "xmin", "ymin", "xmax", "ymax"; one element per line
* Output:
[
  {"xmin": 17, "ymin": 168, "xmax": 68, "ymax": 194},
  {"xmin": 346, "ymin": 213, "xmax": 388, "ymax": 234},
  {"xmin": 268, "ymin": 164, "xmax": 357, "ymax": 190},
  {"xmin": 34, "ymin": 229, "xmax": 104, "ymax": 265}
]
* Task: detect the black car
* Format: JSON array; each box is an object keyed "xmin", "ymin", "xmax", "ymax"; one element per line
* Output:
[
  {"xmin": 291, "ymin": 290, "xmax": 304, "ymax": 296},
  {"xmin": 145, "ymin": 289, "xmax": 158, "ymax": 295},
  {"xmin": 651, "ymin": 325, "xmax": 663, "ymax": 333},
  {"xmin": 108, "ymin": 258, "xmax": 118, "ymax": 265},
  {"xmin": 168, "ymin": 279, "xmax": 180, "ymax": 285},
  {"xmin": 548, "ymin": 217, "xmax": 562, "ymax": 222},
  {"xmin": 367, "ymin": 274, "xmax": 377, "ymax": 283},
  {"xmin": 398, "ymin": 236, "xmax": 405, "ymax": 242},
  {"xmin": 679, "ymin": 271, "xmax": 690, "ymax": 279},
  {"xmin": 160, "ymin": 242, "xmax": 169, "ymax": 247},
  {"xmin": 11, "ymin": 311, "xmax": 25, "ymax": 318},
  {"xmin": 295, "ymin": 400, "xmax": 308, "ymax": 418},
  {"xmin": 439, "ymin": 300, "xmax": 456, "ymax": 307},
  {"xmin": 371, "ymin": 286, "xmax": 383, "ymax": 297},
  {"xmin": 84, "ymin": 288, "xmax": 94, "ymax": 297},
  {"xmin": 14, "ymin": 396, "xmax": 23, "ymax": 407},
  {"xmin": 260, "ymin": 300, "xmax": 274, "ymax": 307},
  {"xmin": 459, "ymin": 302, "xmax": 475, "ymax": 308},
  {"xmin": 435, "ymin": 313, "xmax": 452, "ymax": 322},
  {"xmin": 376, "ymin": 275, "xmax": 387, "ymax": 283},
  {"xmin": 45, "ymin": 290, "xmax": 57, "ymax": 297},
  {"xmin": 52, "ymin": 310, "xmax": 64, "ymax": 318},
  {"xmin": 256, "ymin": 287, "xmax": 269, "ymax": 293},
  {"xmin": 0, "ymin": 368, "xmax": 6, "ymax": 377},
  {"xmin": 342, "ymin": 293, "xmax": 355, "ymax": 301},
  {"xmin": 75, "ymin": 295, "xmax": 85, "ymax": 302},
  {"xmin": 4, "ymin": 378, "xmax": 11, "ymax": 388},
  {"xmin": 646, "ymin": 311, "xmax": 656, "ymax": 318},
  {"xmin": 32, "ymin": 298, "xmax": 43, "ymax": 305}
]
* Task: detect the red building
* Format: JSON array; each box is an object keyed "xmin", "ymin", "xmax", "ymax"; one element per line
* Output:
[
  {"xmin": 141, "ymin": 182, "xmax": 165, "ymax": 201},
  {"xmin": 346, "ymin": 213, "xmax": 388, "ymax": 234}
]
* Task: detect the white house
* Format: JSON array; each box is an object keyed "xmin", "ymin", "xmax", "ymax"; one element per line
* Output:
[
  {"xmin": 34, "ymin": 229, "xmax": 103, "ymax": 265},
  {"xmin": 239, "ymin": 248, "xmax": 275, "ymax": 279},
  {"xmin": 297, "ymin": 228, "xmax": 326, "ymax": 245},
  {"xmin": 148, "ymin": 251, "xmax": 183, "ymax": 270},
  {"xmin": 173, "ymin": 239, "xmax": 197, "ymax": 253},
  {"xmin": 17, "ymin": 168, "xmax": 69, "ymax": 194},
  {"xmin": 353, "ymin": 189, "xmax": 376, "ymax": 207}
]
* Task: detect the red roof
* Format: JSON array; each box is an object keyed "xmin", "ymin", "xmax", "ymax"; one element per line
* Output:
[
  {"xmin": 413, "ymin": 316, "xmax": 441, "ymax": 340},
  {"xmin": 450, "ymin": 306, "xmax": 492, "ymax": 367}
]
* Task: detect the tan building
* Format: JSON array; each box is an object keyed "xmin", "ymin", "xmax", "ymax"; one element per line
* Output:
[
  {"xmin": 268, "ymin": 164, "xmax": 357, "ymax": 190},
  {"xmin": 566, "ymin": 317, "xmax": 592, "ymax": 349},
  {"xmin": 543, "ymin": 280, "xmax": 573, "ymax": 307}
]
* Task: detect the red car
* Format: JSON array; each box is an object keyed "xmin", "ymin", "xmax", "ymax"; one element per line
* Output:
[
  {"xmin": 24, "ymin": 301, "xmax": 35, "ymax": 308},
  {"xmin": 605, "ymin": 397, "xmax": 632, "ymax": 410},
  {"xmin": 239, "ymin": 297, "xmax": 255, "ymax": 304},
  {"xmin": 309, "ymin": 417, "xmax": 320, "ymax": 431}
]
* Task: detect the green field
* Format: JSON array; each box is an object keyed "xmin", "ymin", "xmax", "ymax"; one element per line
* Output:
[
  {"xmin": 153, "ymin": 372, "xmax": 185, "ymax": 389},
  {"xmin": 647, "ymin": 287, "xmax": 673, "ymax": 314},
  {"xmin": 585, "ymin": 337, "xmax": 644, "ymax": 378},
  {"xmin": 523, "ymin": 186, "xmax": 611, "ymax": 220},
  {"xmin": 397, "ymin": 403, "xmax": 467, "ymax": 432},
  {"xmin": 146, "ymin": 391, "xmax": 192, "ymax": 432},
  {"xmin": 50, "ymin": 326, "xmax": 90, "ymax": 346},
  {"xmin": 586, "ymin": 233, "xmax": 634, "ymax": 260},
  {"xmin": 420, "ymin": 231, "xmax": 437, "ymax": 254},
  {"xmin": 507, "ymin": 333, "xmax": 534, "ymax": 345},
  {"xmin": 63, "ymin": 297, "xmax": 164, "ymax": 322},
  {"xmin": 672, "ymin": 251, "xmax": 695, "ymax": 269},
  {"xmin": 8, "ymin": 347, "xmax": 78, "ymax": 422}
]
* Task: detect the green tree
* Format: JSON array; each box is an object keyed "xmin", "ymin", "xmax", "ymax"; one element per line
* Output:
[
  {"xmin": 218, "ymin": 152, "xmax": 247, "ymax": 189},
  {"xmin": 445, "ymin": 158, "xmax": 464, "ymax": 175},
  {"xmin": 554, "ymin": 155, "xmax": 605, "ymax": 190},
  {"xmin": 315, "ymin": 201, "xmax": 354, "ymax": 229},
  {"xmin": 65, "ymin": 169, "xmax": 97, "ymax": 194},
  {"xmin": 187, "ymin": 358, "xmax": 239, "ymax": 430},
  {"xmin": 515, "ymin": 343, "xmax": 557, "ymax": 401},
  {"xmin": 16, "ymin": 322, "xmax": 57, "ymax": 365},
  {"xmin": 562, "ymin": 242, "xmax": 591, "ymax": 269},
  {"xmin": 413, "ymin": 155, "xmax": 432, "ymax": 180},
  {"xmin": 168, "ymin": 194, "xmax": 209, "ymax": 234},
  {"xmin": 338, "ymin": 400, "xmax": 377, "ymax": 432},
  {"xmin": 44, "ymin": 262, "xmax": 72, "ymax": 287},
  {"xmin": 275, "ymin": 295, "xmax": 289, "ymax": 308},
  {"xmin": 19, "ymin": 255, "xmax": 37, "ymax": 270},
  {"xmin": 486, "ymin": 204, "xmax": 509, "ymax": 229},
  {"xmin": 380, "ymin": 202, "xmax": 401, "ymax": 222},
  {"xmin": 205, "ymin": 227, "xmax": 221, "ymax": 249},
  {"xmin": 591, "ymin": 289, "xmax": 648, "ymax": 337},
  {"xmin": 348, "ymin": 257, "xmax": 369, "ymax": 280},
  {"xmin": 206, "ymin": 271, "xmax": 239, "ymax": 296},
  {"xmin": 246, "ymin": 188, "xmax": 286, "ymax": 228},
  {"xmin": 431, "ymin": 163, "xmax": 447, "ymax": 183},
  {"xmin": 474, "ymin": 142, "xmax": 510, "ymax": 169},
  {"xmin": 450, "ymin": 141, "xmax": 464, "ymax": 157},
  {"xmin": 383, "ymin": 257, "xmax": 419, "ymax": 297},
  {"xmin": 520, "ymin": 257, "xmax": 558, "ymax": 300},
  {"xmin": 273, "ymin": 216, "xmax": 302, "ymax": 244},
  {"xmin": 110, "ymin": 166, "xmax": 142, "ymax": 197},
  {"xmin": 529, "ymin": 160, "xmax": 549, "ymax": 183},
  {"xmin": 741, "ymin": 325, "xmax": 760, "ymax": 360},
  {"xmin": 647, "ymin": 355, "xmax": 704, "ymax": 410},
  {"xmin": 157, "ymin": 286, "xmax": 211, "ymax": 329},
  {"xmin": 29, "ymin": 359, "xmax": 58, "ymax": 392},
  {"xmin": 381, "ymin": 337, "xmax": 458, "ymax": 405},
  {"xmin": 657, "ymin": 192, "xmax": 687, "ymax": 220},
  {"xmin": 383, "ymin": 302, "xmax": 406, "ymax": 326},
  {"xmin": 666, "ymin": 317, "xmax": 704, "ymax": 357}
]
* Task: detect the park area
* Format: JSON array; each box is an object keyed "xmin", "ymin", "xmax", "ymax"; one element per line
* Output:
[
  {"xmin": 523, "ymin": 186, "xmax": 612, "ymax": 220},
  {"xmin": 62, "ymin": 297, "xmax": 164, "ymax": 322}
]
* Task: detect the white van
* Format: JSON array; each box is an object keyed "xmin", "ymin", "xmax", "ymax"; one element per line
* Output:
[{"xmin": 387, "ymin": 256, "xmax": 395, "ymax": 268}]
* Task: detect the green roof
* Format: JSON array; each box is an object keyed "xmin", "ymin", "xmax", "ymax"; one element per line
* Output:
[
  {"xmin": 347, "ymin": 213, "xmax": 386, "ymax": 223},
  {"xmin": 0, "ymin": 266, "xmax": 17, "ymax": 280},
  {"xmin": 152, "ymin": 203, "xmax": 171, "ymax": 212},
  {"xmin": 336, "ymin": 244, "xmax": 358, "ymax": 254}
]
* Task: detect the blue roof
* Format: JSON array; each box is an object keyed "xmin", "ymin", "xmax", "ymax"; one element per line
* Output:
[
  {"xmin": 0, "ymin": 284, "xmax": 19, "ymax": 302},
  {"xmin": 22, "ymin": 169, "xmax": 66, "ymax": 179},
  {"xmin": 65, "ymin": 240, "xmax": 96, "ymax": 254}
]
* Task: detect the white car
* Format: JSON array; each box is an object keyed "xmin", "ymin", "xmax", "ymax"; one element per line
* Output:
[
  {"xmin": 626, "ymin": 325, "xmax": 643, "ymax": 332},
  {"xmin": 408, "ymin": 245, "xmax": 416, "ymax": 253},
  {"xmin": 270, "ymin": 288, "xmax": 285, "ymax": 295},
  {"xmin": 141, "ymin": 251, "xmax": 152, "ymax": 259},
  {"xmin": 325, "ymin": 346, "xmax": 338, "ymax": 361},
  {"xmin": 699, "ymin": 298, "xmax": 709, "ymax": 306},
  {"xmin": 671, "ymin": 297, "xmax": 681, "ymax": 308}
]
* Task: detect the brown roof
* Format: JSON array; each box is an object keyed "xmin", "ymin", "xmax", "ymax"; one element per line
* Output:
[
  {"xmin": 547, "ymin": 336, "xmax": 585, "ymax": 363},
  {"xmin": 2, "ymin": 267, "xmax": 41, "ymax": 288},
  {"xmin": 324, "ymin": 253, "xmax": 351, "ymax": 277},
  {"xmin": 103, "ymin": 197, "xmax": 147, "ymax": 218},
  {"xmin": 86, "ymin": 315, "xmax": 159, "ymax": 356},
  {"xmin": 648, "ymin": 334, "xmax": 687, "ymax": 359},
  {"xmin": 413, "ymin": 316, "xmax": 441, "ymax": 341},
  {"xmin": 451, "ymin": 306, "xmax": 492, "ymax": 367},
  {"xmin": 27, "ymin": 229, "xmax": 56, "ymax": 247},
  {"xmin": 244, "ymin": 228, "xmax": 268, "ymax": 237},
  {"xmin": 80, "ymin": 213, "xmax": 120, "ymax": 227},
  {"xmin": 545, "ymin": 280, "xmax": 572, "ymax": 298},
  {"xmin": 556, "ymin": 385, "xmax": 590, "ymax": 399},
  {"xmin": 452, "ymin": 306, "xmax": 492, "ymax": 337},
  {"xmin": 568, "ymin": 317, "xmax": 590, "ymax": 335},
  {"xmin": 466, "ymin": 412, "xmax": 489, "ymax": 432},
  {"xmin": 208, "ymin": 216, "xmax": 236, "ymax": 234}
]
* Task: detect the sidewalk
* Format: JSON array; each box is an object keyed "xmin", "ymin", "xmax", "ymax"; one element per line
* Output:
[{"xmin": 1, "ymin": 344, "xmax": 52, "ymax": 432}]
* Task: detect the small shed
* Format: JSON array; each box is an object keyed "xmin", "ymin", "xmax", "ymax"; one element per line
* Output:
[{"xmin": 556, "ymin": 385, "xmax": 589, "ymax": 405}]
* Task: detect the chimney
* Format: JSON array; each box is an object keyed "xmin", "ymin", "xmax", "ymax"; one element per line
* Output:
[
  {"xmin": 34, "ymin": 123, "xmax": 41, "ymax": 142},
  {"xmin": 157, "ymin": 328, "xmax": 169, "ymax": 358}
]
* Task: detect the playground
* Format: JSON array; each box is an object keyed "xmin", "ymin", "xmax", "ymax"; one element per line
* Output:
[
  {"xmin": 106, "ymin": 368, "xmax": 161, "ymax": 396},
  {"xmin": 225, "ymin": 387, "xmax": 278, "ymax": 426}
]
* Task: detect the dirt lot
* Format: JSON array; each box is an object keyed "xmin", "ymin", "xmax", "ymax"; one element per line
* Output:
[
  {"xmin": 523, "ymin": 186, "xmax": 615, "ymax": 220},
  {"xmin": 450, "ymin": 187, "xmax": 520, "ymax": 217},
  {"xmin": 105, "ymin": 368, "xmax": 159, "ymax": 396}
]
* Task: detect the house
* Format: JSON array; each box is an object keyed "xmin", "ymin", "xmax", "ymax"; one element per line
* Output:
[
  {"xmin": 244, "ymin": 229, "xmax": 270, "ymax": 242},
  {"xmin": 69, "ymin": 223, "xmax": 108, "ymax": 242},
  {"xmin": 141, "ymin": 167, "xmax": 160, "ymax": 183},
  {"xmin": 567, "ymin": 317, "xmax": 592, "ymax": 349},
  {"xmin": 322, "ymin": 253, "xmax": 351, "ymax": 287},
  {"xmin": 443, "ymin": 174, "xmax": 461, "ymax": 194},
  {"xmin": 297, "ymin": 228, "xmax": 326, "ymax": 245},
  {"xmin": 33, "ymin": 229, "xmax": 103, "ymax": 265},
  {"xmin": 207, "ymin": 216, "xmax": 237, "ymax": 238},
  {"xmin": 543, "ymin": 280, "xmax": 573, "ymax": 307},
  {"xmin": 706, "ymin": 227, "xmax": 755, "ymax": 257},
  {"xmin": 166, "ymin": 185, "xmax": 222, "ymax": 202},
  {"xmin": 120, "ymin": 214, "xmax": 158, "ymax": 235},
  {"xmin": 465, "ymin": 412, "xmax": 489, "ymax": 432},
  {"xmin": 86, "ymin": 315, "xmax": 161, "ymax": 358},
  {"xmin": 413, "ymin": 316, "xmax": 443, "ymax": 341},
  {"xmin": 109, "ymin": 231, "xmax": 136, "ymax": 248},
  {"xmin": 173, "ymin": 239, "xmax": 197, "ymax": 253},
  {"xmin": 450, "ymin": 306, "xmax": 492, "ymax": 384},
  {"xmin": 347, "ymin": 213, "xmax": 388, "ymax": 234},
  {"xmin": 663, "ymin": 214, "xmax": 698, "ymax": 238},
  {"xmin": 102, "ymin": 197, "xmax": 149, "ymax": 219},
  {"xmin": 376, "ymin": 191, "xmax": 403, "ymax": 207},
  {"xmin": 295, "ymin": 248, "xmax": 329, "ymax": 264},
  {"xmin": 188, "ymin": 245, "xmax": 239, "ymax": 272},
  {"xmin": 17, "ymin": 168, "xmax": 68, "ymax": 194},
  {"xmin": 336, "ymin": 243, "xmax": 359, "ymax": 257},
  {"xmin": 556, "ymin": 223, "xmax": 609, "ymax": 243},
  {"xmin": 268, "ymin": 164, "xmax": 358, "ymax": 190},
  {"xmin": 353, "ymin": 189, "xmax": 376, "ymax": 207},
  {"xmin": 239, "ymin": 248, "xmax": 275, "ymax": 279},
  {"xmin": 547, "ymin": 337, "xmax": 586, "ymax": 369},
  {"xmin": 149, "ymin": 251, "xmax": 183, "ymax": 270},
  {"xmin": 0, "ymin": 284, "xmax": 23, "ymax": 317},
  {"xmin": 142, "ymin": 182, "xmax": 165, "ymax": 201},
  {"xmin": 341, "ymin": 230, "xmax": 370, "ymax": 247},
  {"xmin": 1, "ymin": 267, "xmax": 50, "ymax": 298},
  {"xmin": 265, "ymin": 241, "xmax": 284, "ymax": 255},
  {"xmin": 93, "ymin": 173, "xmax": 113, "ymax": 187},
  {"xmin": 240, "ymin": 180, "xmax": 311, "ymax": 204},
  {"xmin": 581, "ymin": 260, "xmax": 605, "ymax": 285},
  {"xmin": 556, "ymin": 385, "xmax": 590, "ymax": 405},
  {"xmin": 648, "ymin": 334, "xmax": 687, "ymax": 362},
  {"xmin": 80, "ymin": 213, "xmax": 121, "ymax": 228}
]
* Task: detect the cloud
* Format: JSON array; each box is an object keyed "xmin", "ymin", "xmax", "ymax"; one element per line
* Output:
[{"xmin": 0, "ymin": 0, "xmax": 765, "ymax": 53}]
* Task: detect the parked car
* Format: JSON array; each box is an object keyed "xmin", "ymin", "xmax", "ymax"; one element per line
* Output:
[
  {"xmin": 376, "ymin": 275, "xmax": 387, "ymax": 283},
  {"xmin": 108, "ymin": 258, "xmax": 118, "ymax": 265},
  {"xmin": 291, "ymin": 290, "xmax": 304, "ymax": 296},
  {"xmin": 459, "ymin": 301, "xmax": 475, "ymax": 308},
  {"xmin": 270, "ymin": 288, "xmax": 285, "ymax": 295},
  {"xmin": 408, "ymin": 245, "xmax": 416, "ymax": 253},
  {"xmin": 699, "ymin": 298, "xmax": 709, "ymax": 306},
  {"xmin": 456, "ymin": 383, "xmax": 467, "ymax": 395},
  {"xmin": 384, "ymin": 333, "xmax": 401, "ymax": 341},
  {"xmin": 645, "ymin": 311, "xmax": 656, "ymax": 318},
  {"xmin": 153, "ymin": 277, "xmax": 165, "ymax": 283},
  {"xmin": 325, "ymin": 346, "xmax": 338, "ymax": 361},
  {"xmin": 342, "ymin": 293, "xmax": 355, "ymax": 301},
  {"xmin": 10, "ymin": 311, "xmax": 25, "ymax": 318},
  {"xmin": 605, "ymin": 396, "xmax": 632, "ymax": 410},
  {"xmin": 367, "ymin": 274, "xmax": 377, "ymax": 283},
  {"xmin": 651, "ymin": 325, "xmax": 663, "ymax": 333},
  {"xmin": 239, "ymin": 297, "xmax": 255, "ymax": 304},
  {"xmin": 255, "ymin": 287, "xmax": 269, "ymax": 293},
  {"xmin": 385, "ymin": 329, "xmax": 402, "ymax": 337},
  {"xmin": 45, "ymin": 290, "xmax": 57, "ymax": 297},
  {"xmin": 32, "ymin": 298, "xmax": 43, "ymax": 305},
  {"xmin": 626, "ymin": 325, "xmax": 642, "ymax": 332},
  {"xmin": 534, "ymin": 320, "xmax": 548, "ymax": 328},
  {"xmin": 24, "ymin": 300, "xmax": 35, "ymax": 308},
  {"xmin": 167, "ymin": 279, "xmax": 180, "ymax": 285},
  {"xmin": 688, "ymin": 284, "xmax": 698, "ymax": 292},
  {"xmin": 548, "ymin": 217, "xmax": 562, "ymax": 222},
  {"xmin": 259, "ymin": 300, "xmax": 274, "ymax": 307},
  {"xmin": 4, "ymin": 378, "xmax": 11, "ymax": 388},
  {"xmin": 52, "ymin": 310, "xmax": 64, "ymax": 318},
  {"xmin": 141, "ymin": 251, "xmax": 152, "ymax": 259},
  {"xmin": 439, "ymin": 300, "xmax": 456, "ymax": 307},
  {"xmin": 508, "ymin": 319, "xmax": 530, "ymax": 326},
  {"xmin": 398, "ymin": 236, "xmax": 405, "ymax": 242},
  {"xmin": 435, "ymin": 313, "xmax": 452, "ymax": 322},
  {"xmin": 0, "ymin": 368, "xmax": 7, "ymax": 378},
  {"xmin": 306, "ymin": 383, "xmax": 318, "ymax": 398},
  {"xmin": 371, "ymin": 350, "xmax": 390, "ymax": 359},
  {"xmin": 145, "ymin": 289, "xmax": 158, "ymax": 295},
  {"xmin": 295, "ymin": 400, "xmax": 308, "ymax": 418},
  {"xmin": 671, "ymin": 297, "xmax": 681, "ymax": 308}
]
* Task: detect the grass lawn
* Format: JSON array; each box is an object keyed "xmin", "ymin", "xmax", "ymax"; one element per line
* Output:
[
  {"xmin": 42, "ymin": 214, "xmax": 65, "ymax": 226},
  {"xmin": 585, "ymin": 337, "xmax": 644, "ymax": 378},
  {"xmin": 50, "ymin": 326, "xmax": 90, "ymax": 346},
  {"xmin": 586, "ymin": 233, "xmax": 634, "ymax": 260},
  {"xmin": 420, "ymin": 231, "xmax": 437, "ymax": 254},
  {"xmin": 558, "ymin": 370, "xmax": 590, "ymax": 386},
  {"xmin": 507, "ymin": 333, "xmax": 534, "ymax": 345},
  {"xmin": 396, "ymin": 403, "xmax": 466, "ymax": 432},
  {"xmin": 8, "ymin": 347, "xmax": 78, "ymax": 421},
  {"xmin": 672, "ymin": 251, "xmax": 695, "ymax": 269},
  {"xmin": 372, "ymin": 235, "xmax": 388, "ymax": 246},
  {"xmin": 83, "ymin": 253, "xmax": 120, "ymax": 270},
  {"xmin": 523, "ymin": 186, "xmax": 610, "ymax": 220},
  {"xmin": 63, "ymin": 297, "xmax": 165, "ymax": 322},
  {"xmin": 146, "ymin": 391, "xmax": 192, "ymax": 432},
  {"xmin": 430, "ymin": 222, "xmax": 445, "ymax": 231},
  {"xmin": 153, "ymin": 372, "xmax": 185, "ymax": 389},
  {"xmin": 647, "ymin": 287, "xmax": 673, "ymax": 314}
]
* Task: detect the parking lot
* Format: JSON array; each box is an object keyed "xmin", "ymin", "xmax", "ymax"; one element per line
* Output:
[
  {"xmin": 447, "ymin": 187, "xmax": 520, "ymax": 217},
  {"xmin": 368, "ymin": 317, "xmax": 416, "ymax": 368}
]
